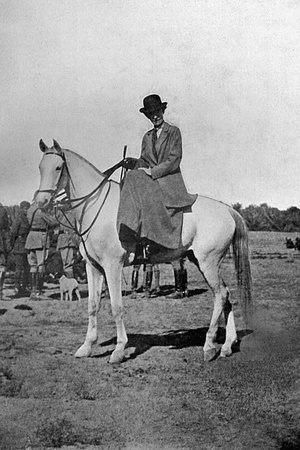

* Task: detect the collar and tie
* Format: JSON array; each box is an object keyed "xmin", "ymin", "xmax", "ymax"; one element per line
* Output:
[{"xmin": 152, "ymin": 128, "xmax": 159, "ymax": 159}]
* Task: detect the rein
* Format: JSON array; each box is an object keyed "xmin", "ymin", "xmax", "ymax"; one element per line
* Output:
[
  {"xmin": 39, "ymin": 151, "xmax": 124, "ymax": 208},
  {"xmin": 40, "ymin": 151, "xmax": 124, "ymax": 273}
]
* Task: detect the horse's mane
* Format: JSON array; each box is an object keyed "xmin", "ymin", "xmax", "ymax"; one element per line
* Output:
[
  {"xmin": 58, "ymin": 148, "xmax": 105, "ymax": 177},
  {"xmin": 64, "ymin": 148, "xmax": 105, "ymax": 176}
]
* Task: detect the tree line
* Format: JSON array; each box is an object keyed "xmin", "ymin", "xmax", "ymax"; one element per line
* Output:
[
  {"xmin": 232, "ymin": 203, "xmax": 300, "ymax": 232},
  {"xmin": 4, "ymin": 202, "xmax": 300, "ymax": 233}
]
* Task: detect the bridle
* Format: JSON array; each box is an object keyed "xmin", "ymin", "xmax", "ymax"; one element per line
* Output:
[
  {"xmin": 37, "ymin": 150, "xmax": 111, "ymax": 238},
  {"xmin": 36, "ymin": 146, "xmax": 127, "ymax": 274},
  {"xmin": 37, "ymin": 151, "xmax": 69, "ymax": 196}
]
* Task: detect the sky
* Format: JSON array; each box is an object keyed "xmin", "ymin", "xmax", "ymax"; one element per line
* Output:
[{"xmin": 1, "ymin": 0, "xmax": 300, "ymax": 210}]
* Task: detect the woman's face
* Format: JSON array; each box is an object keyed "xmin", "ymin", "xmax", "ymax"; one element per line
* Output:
[{"xmin": 147, "ymin": 108, "xmax": 164, "ymax": 128}]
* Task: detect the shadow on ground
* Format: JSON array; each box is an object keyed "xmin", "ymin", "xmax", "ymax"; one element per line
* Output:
[
  {"xmin": 116, "ymin": 286, "xmax": 208, "ymax": 298},
  {"xmin": 48, "ymin": 286, "xmax": 208, "ymax": 300},
  {"xmin": 93, "ymin": 327, "xmax": 253, "ymax": 360}
]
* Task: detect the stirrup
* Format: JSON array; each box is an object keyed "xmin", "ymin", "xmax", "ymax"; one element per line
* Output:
[{"xmin": 134, "ymin": 240, "xmax": 162, "ymax": 264}]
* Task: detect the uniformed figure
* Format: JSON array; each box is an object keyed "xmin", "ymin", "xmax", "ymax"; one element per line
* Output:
[
  {"xmin": 10, "ymin": 201, "xmax": 31, "ymax": 298},
  {"xmin": 0, "ymin": 202, "xmax": 10, "ymax": 300},
  {"xmin": 56, "ymin": 207, "xmax": 79, "ymax": 279},
  {"xmin": 25, "ymin": 201, "xmax": 58, "ymax": 299}
]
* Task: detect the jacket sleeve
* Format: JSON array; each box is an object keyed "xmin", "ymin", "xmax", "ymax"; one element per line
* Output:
[
  {"xmin": 151, "ymin": 126, "xmax": 182, "ymax": 180},
  {"xmin": 10, "ymin": 217, "xmax": 20, "ymax": 246},
  {"xmin": 42, "ymin": 211, "xmax": 59, "ymax": 229},
  {"xmin": 10, "ymin": 217, "xmax": 20, "ymax": 238}
]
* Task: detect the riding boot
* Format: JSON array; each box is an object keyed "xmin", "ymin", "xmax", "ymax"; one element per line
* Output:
[
  {"xmin": 143, "ymin": 264, "xmax": 153, "ymax": 298},
  {"xmin": 37, "ymin": 273, "xmax": 44, "ymax": 296},
  {"xmin": 21, "ymin": 267, "xmax": 31, "ymax": 296},
  {"xmin": 130, "ymin": 267, "xmax": 140, "ymax": 298},
  {"xmin": 150, "ymin": 266, "xmax": 161, "ymax": 297},
  {"xmin": 30, "ymin": 273, "xmax": 38, "ymax": 300},
  {"xmin": 137, "ymin": 266, "xmax": 147, "ymax": 293},
  {"xmin": 181, "ymin": 268, "xmax": 188, "ymax": 297},
  {"xmin": 0, "ymin": 271, "xmax": 5, "ymax": 301},
  {"xmin": 11, "ymin": 270, "xmax": 23, "ymax": 298},
  {"xmin": 131, "ymin": 268, "xmax": 139, "ymax": 293},
  {"xmin": 167, "ymin": 269, "xmax": 184, "ymax": 299}
]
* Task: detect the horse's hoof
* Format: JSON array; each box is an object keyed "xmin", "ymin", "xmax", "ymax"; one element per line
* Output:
[
  {"xmin": 204, "ymin": 348, "xmax": 216, "ymax": 362},
  {"xmin": 109, "ymin": 350, "xmax": 126, "ymax": 364},
  {"xmin": 74, "ymin": 346, "xmax": 91, "ymax": 358},
  {"xmin": 220, "ymin": 347, "xmax": 232, "ymax": 358}
]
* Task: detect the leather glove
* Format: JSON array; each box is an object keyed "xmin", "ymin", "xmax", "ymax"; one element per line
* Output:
[{"xmin": 122, "ymin": 157, "xmax": 138, "ymax": 170}]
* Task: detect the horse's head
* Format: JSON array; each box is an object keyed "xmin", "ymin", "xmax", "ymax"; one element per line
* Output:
[{"xmin": 35, "ymin": 139, "xmax": 69, "ymax": 208}]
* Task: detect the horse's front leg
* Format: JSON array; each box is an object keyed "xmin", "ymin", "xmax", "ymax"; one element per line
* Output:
[
  {"xmin": 105, "ymin": 260, "xmax": 128, "ymax": 364},
  {"xmin": 75, "ymin": 263, "xmax": 103, "ymax": 358}
]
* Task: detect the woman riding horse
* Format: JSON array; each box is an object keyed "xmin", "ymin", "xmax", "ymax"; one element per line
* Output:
[
  {"xmin": 117, "ymin": 94, "xmax": 197, "ymax": 262},
  {"xmin": 35, "ymin": 136, "xmax": 252, "ymax": 362}
]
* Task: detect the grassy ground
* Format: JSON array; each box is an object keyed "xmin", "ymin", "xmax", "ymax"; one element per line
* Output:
[{"xmin": 0, "ymin": 231, "xmax": 300, "ymax": 449}]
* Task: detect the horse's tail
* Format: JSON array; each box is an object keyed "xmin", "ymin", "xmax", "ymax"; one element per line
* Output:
[{"xmin": 229, "ymin": 208, "xmax": 253, "ymax": 327}]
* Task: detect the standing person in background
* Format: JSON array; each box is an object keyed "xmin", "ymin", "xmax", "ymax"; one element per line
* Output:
[
  {"xmin": 167, "ymin": 257, "xmax": 188, "ymax": 299},
  {"xmin": 131, "ymin": 263, "xmax": 161, "ymax": 298},
  {"xmin": 149, "ymin": 263, "xmax": 161, "ymax": 297},
  {"xmin": 10, "ymin": 201, "xmax": 31, "ymax": 298},
  {"xmin": 25, "ymin": 200, "xmax": 58, "ymax": 299},
  {"xmin": 56, "ymin": 205, "xmax": 78, "ymax": 279},
  {"xmin": 0, "ymin": 202, "xmax": 10, "ymax": 300}
]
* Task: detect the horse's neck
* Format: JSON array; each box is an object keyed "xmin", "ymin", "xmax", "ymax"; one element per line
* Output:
[{"xmin": 64, "ymin": 149, "xmax": 105, "ymax": 199}]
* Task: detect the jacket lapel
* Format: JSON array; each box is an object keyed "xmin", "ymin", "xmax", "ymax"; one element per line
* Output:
[
  {"xmin": 145, "ymin": 122, "xmax": 170, "ymax": 163},
  {"xmin": 145, "ymin": 130, "xmax": 158, "ymax": 164},
  {"xmin": 155, "ymin": 122, "xmax": 169, "ymax": 161}
]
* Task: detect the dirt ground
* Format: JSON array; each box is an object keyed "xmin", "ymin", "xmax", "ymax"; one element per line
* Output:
[{"xmin": 0, "ymin": 231, "xmax": 300, "ymax": 450}]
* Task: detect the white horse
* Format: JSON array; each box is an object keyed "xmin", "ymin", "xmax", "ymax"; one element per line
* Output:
[{"xmin": 35, "ymin": 139, "xmax": 253, "ymax": 363}]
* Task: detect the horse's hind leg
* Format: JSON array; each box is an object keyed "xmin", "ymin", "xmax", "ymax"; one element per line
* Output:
[
  {"xmin": 75, "ymin": 263, "xmax": 103, "ymax": 358},
  {"xmin": 220, "ymin": 291, "xmax": 238, "ymax": 358},
  {"xmin": 201, "ymin": 262, "xmax": 237, "ymax": 361}
]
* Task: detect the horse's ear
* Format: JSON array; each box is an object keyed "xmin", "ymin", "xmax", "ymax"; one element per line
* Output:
[
  {"xmin": 53, "ymin": 140, "xmax": 62, "ymax": 152},
  {"xmin": 39, "ymin": 139, "xmax": 48, "ymax": 153}
]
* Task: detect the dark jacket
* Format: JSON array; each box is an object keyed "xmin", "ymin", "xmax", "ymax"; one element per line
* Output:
[
  {"xmin": 134, "ymin": 122, "xmax": 197, "ymax": 208},
  {"xmin": 0, "ymin": 205, "xmax": 9, "ymax": 253},
  {"xmin": 56, "ymin": 210, "xmax": 79, "ymax": 250},
  {"xmin": 0, "ymin": 205, "xmax": 9, "ymax": 231},
  {"xmin": 10, "ymin": 210, "xmax": 30, "ymax": 254}
]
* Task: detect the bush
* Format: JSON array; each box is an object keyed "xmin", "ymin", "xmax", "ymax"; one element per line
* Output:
[
  {"xmin": 0, "ymin": 362, "xmax": 24, "ymax": 397},
  {"xmin": 36, "ymin": 417, "xmax": 77, "ymax": 448}
]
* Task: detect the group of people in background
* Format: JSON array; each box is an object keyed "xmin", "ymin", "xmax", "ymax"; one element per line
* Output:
[
  {"xmin": 0, "ymin": 199, "xmax": 190, "ymax": 301},
  {"xmin": 0, "ymin": 199, "xmax": 80, "ymax": 301},
  {"xmin": 0, "ymin": 93, "xmax": 194, "ymax": 302},
  {"xmin": 130, "ymin": 258, "xmax": 188, "ymax": 299}
]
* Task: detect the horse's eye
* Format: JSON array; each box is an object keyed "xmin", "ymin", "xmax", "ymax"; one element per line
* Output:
[{"xmin": 56, "ymin": 166, "xmax": 62, "ymax": 171}]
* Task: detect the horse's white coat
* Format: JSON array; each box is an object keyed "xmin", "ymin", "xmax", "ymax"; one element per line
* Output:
[{"xmin": 36, "ymin": 141, "xmax": 252, "ymax": 363}]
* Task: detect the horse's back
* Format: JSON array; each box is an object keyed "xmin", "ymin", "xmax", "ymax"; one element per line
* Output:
[{"xmin": 182, "ymin": 195, "xmax": 236, "ymax": 250}]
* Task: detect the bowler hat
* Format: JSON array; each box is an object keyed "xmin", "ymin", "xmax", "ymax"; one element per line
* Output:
[{"xmin": 139, "ymin": 94, "xmax": 167, "ymax": 114}]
